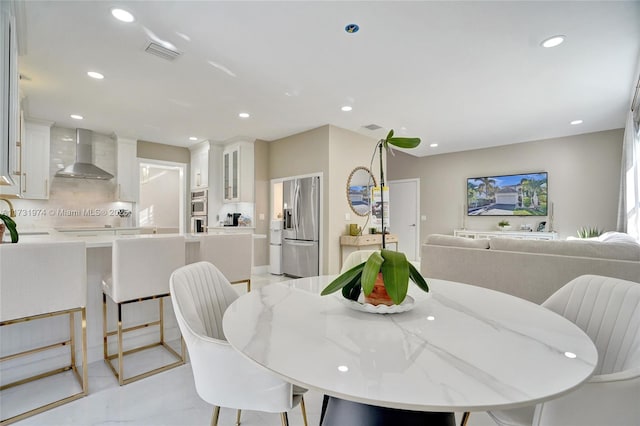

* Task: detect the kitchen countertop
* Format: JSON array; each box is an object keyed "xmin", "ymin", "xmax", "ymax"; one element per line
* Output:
[{"xmin": 15, "ymin": 230, "xmax": 252, "ymax": 248}]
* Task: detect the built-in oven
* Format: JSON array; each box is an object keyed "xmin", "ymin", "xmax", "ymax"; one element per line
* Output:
[
  {"xmin": 191, "ymin": 189, "xmax": 208, "ymax": 217},
  {"xmin": 191, "ymin": 216, "xmax": 208, "ymax": 233}
]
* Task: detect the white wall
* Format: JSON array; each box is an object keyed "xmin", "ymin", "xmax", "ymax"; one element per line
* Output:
[
  {"xmin": 388, "ymin": 129, "xmax": 624, "ymax": 242},
  {"xmin": 139, "ymin": 166, "xmax": 180, "ymax": 228}
]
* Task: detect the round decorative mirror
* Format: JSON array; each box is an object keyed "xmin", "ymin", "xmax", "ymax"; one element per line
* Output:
[{"xmin": 346, "ymin": 166, "xmax": 377, "ymax": 217}]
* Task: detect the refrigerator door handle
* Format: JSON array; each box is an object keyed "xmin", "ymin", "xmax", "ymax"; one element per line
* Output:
[
  {"xmin": 294, "ymin": 180, "xmax": 301, "ymax": 235},
  {"xmin": 284, "ymin": 240, "xmax": 316, "ymax": 247}
]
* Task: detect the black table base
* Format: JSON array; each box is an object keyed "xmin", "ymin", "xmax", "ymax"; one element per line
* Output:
[{"xmin": 320, "ymin": 395, "xmax": 456, "ymax": 426}]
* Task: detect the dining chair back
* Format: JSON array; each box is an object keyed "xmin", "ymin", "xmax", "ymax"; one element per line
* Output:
[
  {"xmin": 0, "ymin": 241, "xmax": 87, "ymax": 425},
  {"xmin": 487, "ymin": 274, "xmax": 640, "ymax": 426},
  {"xmin": 341, "ymin": 250, "xmax": 378, "ymax": 273},
  {"xmin": 199, "ymin": 233, "xmax": 252, "ymax": 291},
  {"xmin": 170, "ymin": 261, "xmax": 308, "ymax": 426},
  {"xmin": 102, "ymin": 235, "xmax": 186, "ymax": 385}
]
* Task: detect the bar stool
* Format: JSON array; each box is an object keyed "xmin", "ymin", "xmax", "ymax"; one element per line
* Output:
[
  {"xmin": 0, "ymin": 241, "xmax": 87, "ymax": 425},
  {"xmin": 199, "ymin": 233, "xmax": 252, "ymax": 291},
  {"xmin": 102, "ymin": 235, "xmax": 186, "ymax": 385}
]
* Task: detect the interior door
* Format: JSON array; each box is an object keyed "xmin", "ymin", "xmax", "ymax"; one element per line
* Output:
[{"xmin": 389, "ymin": 179, "xmax": 419, "ymax": 261}]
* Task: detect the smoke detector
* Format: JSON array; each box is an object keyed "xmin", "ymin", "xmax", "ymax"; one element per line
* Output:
[{"xmin": 363, "ymin": 124, "xmax": 382, "ymax": 131}]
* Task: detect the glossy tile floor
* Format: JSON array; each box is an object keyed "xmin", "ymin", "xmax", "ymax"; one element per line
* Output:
[{"xmin": 6, "ymin": 272, "xmax": 495, "ymax": 426}]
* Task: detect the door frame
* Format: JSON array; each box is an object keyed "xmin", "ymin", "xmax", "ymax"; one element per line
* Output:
[
  {"xmin": 138, "ymin": 158, "xmax": 187, "ymax": 233},
  {"xmin": 388, "ymin": 178, "xmax": 421, "ymax": 262}
]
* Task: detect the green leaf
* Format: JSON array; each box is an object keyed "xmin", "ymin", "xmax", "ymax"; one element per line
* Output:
[
  {"xmin": 321, "ymin": 263, "xmax": 365, "ymax": 295},
  {"xmin": 408, "ymin": 262, "xmax": 429, "ymax": 293},
  {"xmin": 361, "ymin": 251, "xmax": 384, "ymax": 296},
  {"xmin": 385, "ymin": 129, "xmax": 394, "ymax": 140},
  {"xmin": 342, "ymin": 282, "xmax": 361, "ymax": 301},
  {"xmin": 386, "ymin": 137, "xmax": 421, "ymax": 149},
  {"xmin": 380, "ymin": 249, "xmax": 409, "ymax": 304},
  {"xmin": 0, "ymin": 214, "xmax": 18, "ymax": 243}
]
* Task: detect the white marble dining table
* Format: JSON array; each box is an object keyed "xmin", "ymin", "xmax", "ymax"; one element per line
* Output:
[{"xmin": 222, "ymin": 276, "xmax": 597, "ymax": 421}]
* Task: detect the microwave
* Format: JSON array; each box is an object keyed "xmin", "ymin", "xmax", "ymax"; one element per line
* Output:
[{"xmin": 191, "ymin": 189, "xmax": 208, "ymax": 216}]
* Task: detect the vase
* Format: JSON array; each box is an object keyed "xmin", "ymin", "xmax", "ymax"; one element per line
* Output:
[{"xmin": 364, "ymin": 273, "xmax": 395, "ymax": 306}]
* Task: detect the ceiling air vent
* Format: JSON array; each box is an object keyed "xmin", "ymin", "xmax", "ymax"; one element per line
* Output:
[
  {"xmin": 363, "ymin": 124, "xmax": 382, "ymax": 131},
  {"xmin": 144, "ymin": 41, "xmax": 181, "ymax": 61}
]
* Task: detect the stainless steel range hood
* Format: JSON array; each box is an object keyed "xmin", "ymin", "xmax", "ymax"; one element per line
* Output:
[{"xmin": 55, "ymin": 129, "xmax": 114, "ymax": 180}]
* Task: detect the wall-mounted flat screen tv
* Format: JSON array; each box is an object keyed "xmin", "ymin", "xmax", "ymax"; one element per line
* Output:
[{"xmin": 467, "ymin": 172, "xmax": 548, "ymax": 216}]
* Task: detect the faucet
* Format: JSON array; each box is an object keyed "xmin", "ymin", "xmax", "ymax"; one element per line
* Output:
[{"xmin": 0, "ymin": 198, "xmax": 16, "ymax": 217}]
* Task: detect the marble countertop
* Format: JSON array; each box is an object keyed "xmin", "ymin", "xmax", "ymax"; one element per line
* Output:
[
  {"xmin": 15, "ymin": 230, "xmax": 250, "ymax": 248},
  {"xmin": 223, "ymin": 276, "xmax": 597, "ymax": 412}
]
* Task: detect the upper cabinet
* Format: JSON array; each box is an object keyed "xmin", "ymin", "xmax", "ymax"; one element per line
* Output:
[
  {"xmin": 116, "ymin": 137, "xmax": 138, "ymax": 202},
  {"xmin": 0, "ymin": 1, "xmax": 20, "ymax": 189},
  {"xmin": 189, "ymin": 141, "xmax": 209, "ymax": 190},
  {"xmin": 223, "ymin": 142, "xmax": 254, "ymax": 203}
]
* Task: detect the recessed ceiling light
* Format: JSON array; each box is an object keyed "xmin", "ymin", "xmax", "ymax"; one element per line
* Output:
[
  {"xmin": 541, "ymin": 35, "xmax": 565, "ymax": 48},
  {"xmin": 341, "ymin": 106, "xmax": 353, "ymax": 112},
  {"xmin": 111, "ymin": 8, "xmax": 135, "ymax": 23},
  {"xmin": 238, "ymin": 112, "xmax": 250, "ymax": 118},
  {"xmin": 344, "ymin": 24, "xmax": 359, "ymax": 34},
  {"xmin": 87, "ymin": 71, "xmax": 104, "ymax": 79},
  {"xmin": 189, "ymin": 136, "xmax": 198, "ymax": 141},
  {"xmin": 70, "ymin": 114, "xmax": 83, "ymax": 120},
  {"xmin": 570, "ymin": 119, "xmax": 583, "ymax": 125},
  {"xmin": 430, "ymin": 143, "xmax": 438, "ymax": 148}
]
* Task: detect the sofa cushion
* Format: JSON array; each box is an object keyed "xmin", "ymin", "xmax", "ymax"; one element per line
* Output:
[
  {"xmin": 489, "ymin": 238, "xmax": 640, "ymax": 261},
  {"xmin": 425, "ymin": 234, "xmax": 490, "ymax": 249}
]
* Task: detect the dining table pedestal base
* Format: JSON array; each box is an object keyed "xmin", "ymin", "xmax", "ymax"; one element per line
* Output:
[{"xmin": 320, "ymin": 396, "xmax": 456, "ymax": 426}]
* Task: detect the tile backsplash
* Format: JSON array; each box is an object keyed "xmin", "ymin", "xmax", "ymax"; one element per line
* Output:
[{"xmin": 7, "ymin": 126, "xmax": 134, "ymax": 229}]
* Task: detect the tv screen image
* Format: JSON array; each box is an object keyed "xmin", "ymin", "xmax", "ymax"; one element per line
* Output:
[{"xmin": 467, "ymin": 172, "xmax": 548, "ymax": 216}]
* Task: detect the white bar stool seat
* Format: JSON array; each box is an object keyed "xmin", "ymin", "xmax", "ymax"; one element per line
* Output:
[
  {"xmin": 199, "ymin": 233, "xmax": 252, "ymax": 291},
  {"xmin": 0, "ymin": 241, "xmax": 87, "ymax": 425},
  {"xmin": 102, "ymin": 235, "xmax": 186, "ymax": 385}
]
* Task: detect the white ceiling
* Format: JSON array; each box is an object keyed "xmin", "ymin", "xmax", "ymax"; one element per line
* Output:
[{"xmin": 17, "ymin": 1, "xmax": 640, "ymax": 157}]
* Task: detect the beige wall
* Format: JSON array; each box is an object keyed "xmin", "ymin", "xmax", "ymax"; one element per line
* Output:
[
  {"xmin": 137, "ymin": 140, "xmax": 190, "ymax": 164},
  {"xmin": 253, "ymin": 139, "xmax": 269, "ymax": 266},
  {"xmin": 268, "ymin": 125, "xmax": 379, "ymax": 274},
  {"xmin": 327, "ymin": 126, "xmax": 380, "ymax": 273},
  {"xmin": 388, "ymin": 129, "xmax": 624, "ymax": 244}
]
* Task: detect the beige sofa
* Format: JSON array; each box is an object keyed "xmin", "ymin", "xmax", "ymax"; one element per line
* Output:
[{"xmin": 421, "ymin": 234, "xmax": 640, "ymax": 304}]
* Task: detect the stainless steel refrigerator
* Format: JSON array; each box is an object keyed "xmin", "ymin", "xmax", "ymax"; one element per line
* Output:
[{"xmin": 282, "ymin": 176, "xmax": 320, "ymax": 277}]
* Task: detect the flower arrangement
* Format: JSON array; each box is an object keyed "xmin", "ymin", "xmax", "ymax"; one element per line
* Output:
[{"xmin": 321, "ymin": 130, "xmax": 429, "ymax": 305}]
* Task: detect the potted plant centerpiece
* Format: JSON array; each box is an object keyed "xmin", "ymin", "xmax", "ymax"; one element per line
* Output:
[
  {"xmin": 497, "ymin": 220, "xmax": 511, "ymax": 231},
  {"xmin": 321, "ymin": 130, "xmax": 429, "ymax": 307},
  {"xmin": 0, "ymin": 199, "xmax": 19, "ymax": 243}
]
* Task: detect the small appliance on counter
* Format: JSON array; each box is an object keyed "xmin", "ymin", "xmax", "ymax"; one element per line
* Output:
[{"xmin": 224, "ymin": 213, "xmax": 242, "ymax": 227}]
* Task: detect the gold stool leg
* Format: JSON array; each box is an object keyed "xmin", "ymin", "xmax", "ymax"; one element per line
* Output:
[
  {"xmin": 211, "ymin": 406, "xmax": 220, "ymax": 426},
  {"xmin": 117, "ymin": 302, "xmax": 124, "ymax": 386},
  {"xmin": 300, "ymin": 396, "xmax": 308, "ymax": 426},
  {"xmin": 461, "ymin": 411, "xmax": 470, "ymax": 426},
  {"xmin": 280, "ymin": 412, "xmax": 289, "ymax": 426},
  {"xmin": 102, "ymin": 293, "xmax": 108, "ymax": 360},
  {"xmin": 236, "ymin": 409, "xmax": 241, "ymax": 425},
  {"xmin": 81, "ymin": 307, "xmax": 88, "ymax": 394}
]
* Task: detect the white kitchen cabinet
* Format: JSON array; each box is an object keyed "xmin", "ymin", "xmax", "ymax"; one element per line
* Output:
[
  {"xmin": 116, "ymin": 137, "xmax": 138, "ymax": 202},
  {"xmin": 21, "ymin": 119, "xmax": 53, "ymax": 200},
  {"xmin": 0, "ymin": 1, "xmax": 19, "ymax": 188},
  {"xmin": 0, "ymin": 107, "xmax": 22, "ymax": 196},
  {"xmin": 223, "ymin": 142, "xmax": 254, "ymax": 203},
  {"xmin": 189, "ymin": 141, "xmax": 209, "ymax": 190}
]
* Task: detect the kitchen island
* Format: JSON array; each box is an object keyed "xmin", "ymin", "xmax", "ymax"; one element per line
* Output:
[{"xmin": 0, "ymin": 230, "xmax": 251, "ymax": 379}]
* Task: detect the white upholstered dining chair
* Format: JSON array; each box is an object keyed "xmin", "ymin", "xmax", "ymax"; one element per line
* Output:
[
  {"xmin": 341, "ymin": 249, "xmax": 378, "ymax": 273},
  {"xmin": 169, "ymin": 261, "xmax": 308, "ymax": 426},
  {"xmin": 484, "ymin": 274, "xmax": 640, "ymax": 426},
  {"xmin": 102, "ymin": 235, "xmax": 186, "ymax": 385}
]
